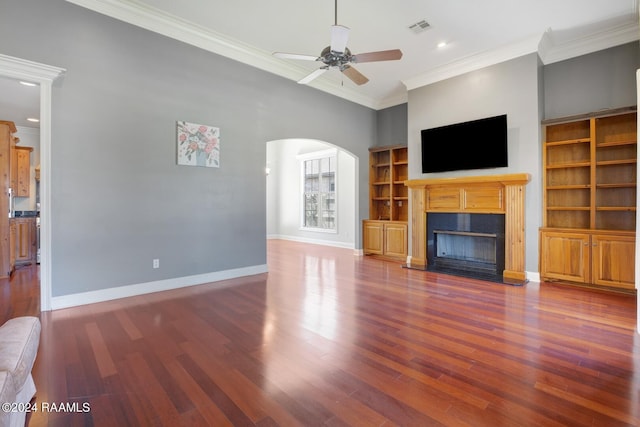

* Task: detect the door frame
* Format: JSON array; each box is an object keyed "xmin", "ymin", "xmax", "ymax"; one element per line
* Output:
[{"xmin": 0, "ymin": 54, "xmax": 65, "ymax": 311}]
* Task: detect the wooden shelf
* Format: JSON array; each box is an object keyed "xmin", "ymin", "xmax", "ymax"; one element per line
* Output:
[
  {"xmin": 368, "ymin": 145, "xmax": 408, "ymax": 223},
  {"xmin": 541, "ymin": 108, "xmax": 637, "ymax": 291},
  {"xmin": 597, "ymin": 140, "xmax": 636, "ymax": 148},
  {"xmin": 547, "ymin": 185, "xmax": 591, "ymax": 190},
  {"xmin": 596, "ymin": 207, "xmax": 636, "ymax": 211},
  {"xmin": 547, "ymin": 207, "xmax": 590, "ymax": 211},
  {"xmin": 364, "ymin": 145, "xmax": 409, "ymax": 260},
  {"xmin": 545, "ymin": 138, "xmax": 591, "ymax": 146},
  {"xmin": 596, "ymin": 183, "xmax": 636, "ymax": 188},
  {"xmin": 546, "ymin": 162, "xmax": 591, "ymax": 169},
  {"xmin": 596, "ymin": 159, "xmax": 637, "ymax": 167}
]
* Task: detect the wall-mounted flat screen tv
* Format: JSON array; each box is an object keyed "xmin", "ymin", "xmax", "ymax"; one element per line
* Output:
[{"xmin": 421, "ymin": 114, "xmax": 508, "ymax": 173}]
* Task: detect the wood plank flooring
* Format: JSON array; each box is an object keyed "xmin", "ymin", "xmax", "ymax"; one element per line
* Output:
[{"xmin": 2, "ymin": 240, "xmax": 639, "ymax": 426}]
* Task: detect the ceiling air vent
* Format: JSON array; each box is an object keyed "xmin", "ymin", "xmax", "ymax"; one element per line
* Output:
[{"xmin": 408, "ymin": 19, "xmax": 431, "ymax": 34}]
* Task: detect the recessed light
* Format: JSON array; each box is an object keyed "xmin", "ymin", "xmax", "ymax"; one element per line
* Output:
[
  {"xmin": 19, "ymin": 81, "xmax": 37, "ymax": 87},
  {"xmin": 437, "ymin": 41, "xmax": 448, "ymax": 48},
  {"xmin": 27, "ymin": 118, "xmax": 40, "ymax": 123}
]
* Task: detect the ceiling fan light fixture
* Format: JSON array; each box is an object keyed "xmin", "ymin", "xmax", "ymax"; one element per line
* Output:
[
  {"xmin": 330, "ymin": 25, "xmax": 350, "ymax": 53},
  {"xmin": 273, "ymin": 0, "xmax": 402, "ymax": 86}
]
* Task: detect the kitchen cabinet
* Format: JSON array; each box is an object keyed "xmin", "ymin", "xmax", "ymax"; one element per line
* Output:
[
  {"xmin": 12, "ymin": 146, "xmax": 32, "ymax": 197},
  {"xmin": 13, "ymin": 218, "xmax": 36, "ymax": 265},
  {"xmin": 0, "ymin": 121, "xmax": 17, "ymax": 278},
  {"xmin": 9, "ymin": 221, "xmax": 15, "ymax": 275}
]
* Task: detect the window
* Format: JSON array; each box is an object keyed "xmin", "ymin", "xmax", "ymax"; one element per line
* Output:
[{"xmin": 300, "ymin": 150, "xmax": 337, "ymax": 231}]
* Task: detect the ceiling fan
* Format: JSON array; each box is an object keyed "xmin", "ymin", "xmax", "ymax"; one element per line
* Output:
[{"xmin": 272, "ymin": 0, "xmax": 402, "ymax": 86}]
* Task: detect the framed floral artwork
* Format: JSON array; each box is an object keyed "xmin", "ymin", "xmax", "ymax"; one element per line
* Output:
[{"xmin": 177, "ymin": 121, "xmax": 220, "ymax": 168}]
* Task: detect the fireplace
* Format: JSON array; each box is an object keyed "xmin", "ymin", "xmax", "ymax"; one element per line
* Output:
[
  {"xmin": 405, "ymin": 174, "xmax": 531, "ymax": 284},
  {"xmin": 427, "ymin": 213, "xmax": 505, "ymax": 281}
]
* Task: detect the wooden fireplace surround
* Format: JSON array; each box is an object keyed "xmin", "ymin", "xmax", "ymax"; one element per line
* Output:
[{"xmin": 405, "ymin": 173, "xmax": 531, "ymax": 282}]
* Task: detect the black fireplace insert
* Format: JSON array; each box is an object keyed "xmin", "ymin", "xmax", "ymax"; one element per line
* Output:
[{"xmin": 426, "ymin": 213, "xmax": 505, "ymax": 282}]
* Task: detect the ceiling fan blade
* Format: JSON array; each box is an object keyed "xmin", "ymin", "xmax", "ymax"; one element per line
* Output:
[
  {"xmin": 352, "ymin": 49, "xmax": 403, "ymax": 63},
  {"xmin": 273, "ymin": 52, "xmax": 319, "ymax": 61},
  {"xmin": 298, "ymin": 68, "xmax": 328, "ymax": 84},
  {"xmin": 341, "ymin": 65, "xmax": 369, "ymax": 85},
  {"xmin": 330, "ymin": 25, "xmax": 350, "ymax": 53}
]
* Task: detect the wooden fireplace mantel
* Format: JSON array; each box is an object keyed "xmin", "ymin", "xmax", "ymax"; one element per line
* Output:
[{"xmin": 405, "ymin": 173, "xmax": 531, "ymax": 282}]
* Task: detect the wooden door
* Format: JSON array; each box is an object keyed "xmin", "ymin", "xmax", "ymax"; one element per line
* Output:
[
  {"xmin": 15, "ymin": 218, "xmax": 35, "ymax": 264},
  {"xmin": 540, "ymin": 230, "xmax": 590, "ymax": 283},
  {"xmin": 15, "ymin": 147, "xmax": 32, "ymax": 197},
  {"xmin": 384, "ymin": 222, "xmax": 407, "ymax": 259},
  {"xmin": 591, "ymin": 234, "xmax": 635, "ymax": 290},
  {"xmin": 0, "ymin": 122, "xmax": 15, "ymax": 278},
  {"xmin": 363, "ymin": 220, "xmax": 384, "ymax": 255}
]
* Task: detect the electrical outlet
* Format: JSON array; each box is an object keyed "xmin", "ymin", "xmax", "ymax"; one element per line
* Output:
[{"xmin": 153, "ymin": 259, "xmax": 159, "ymax": 269}]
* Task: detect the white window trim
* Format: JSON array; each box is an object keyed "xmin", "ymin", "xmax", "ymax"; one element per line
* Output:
[{"xmin": 297, "ymin": 148, "xmax": 338, "ymax": 233}]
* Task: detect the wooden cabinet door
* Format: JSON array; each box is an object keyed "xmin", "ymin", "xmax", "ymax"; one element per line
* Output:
[
  {"xmin": 9, "ymin": 221, "xmax": 16, "ymax": 275},
  {"xmin": 363, "ymin": 221, "xmax": 384, "ymax": 255},
  {"xmin": 591, "ymin": 234, "xmax": 635, "ymax": 290},
  {"xmin": 15, "ymin": 147, "xmax": 31, "ymax": 197},
  {"xmin": 462, "ymin": 186, "xmax": 504, "ymax": 211},
  {"xmin": 384, "ymin": 223, "xmax": 407, "ymax": 259},
  {"xmin": 426, "ymin": 187, "xmax": 460, "ymax": 211},
  {"xmin": 540, "ymin": 230, "xmax": 590, "ymax": 283},
  {"xmin": 15, "ymin": 219, "xmax": 32, "ymax": 262}
]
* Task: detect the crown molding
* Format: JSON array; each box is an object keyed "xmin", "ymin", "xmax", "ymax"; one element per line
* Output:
[
  {"xmin": 538, "ymin": 19, "xmax": 640, "ymax": 65},
  {"xmin": 0, "ymin": 54, "xmax": 66, "ymax": 83},
  {"xmin": 375, "ymin": 91, "xmax": 409, "ymax": 110},
  {"xmin": 402, "ymin": 35, "xmax": 541, "ymax": 91},
  {"xmin": 65, "ymin": 0, "xmax": 380, "ymax": 109},
  {"xmin": 404, "ymin": 18, "xmax": 639, "ymax": 91}
]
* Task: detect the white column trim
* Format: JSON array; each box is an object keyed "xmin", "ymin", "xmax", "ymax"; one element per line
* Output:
[{"xmin": 0, "ymin": 54, "xmax": 66, "ymax": 312}]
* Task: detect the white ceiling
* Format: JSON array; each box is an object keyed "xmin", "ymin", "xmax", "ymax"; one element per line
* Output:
[
  {"xmin": 1, "ymin": 0, "xmax": 638, "ymax": 129},
  {"xmin": 0, "ymin": 76, "xmax": 40, "ymax": 129}
]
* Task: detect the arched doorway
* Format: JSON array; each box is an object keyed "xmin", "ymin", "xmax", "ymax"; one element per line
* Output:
[{"xmin": 266, "ymin": 138, "xmax": 359, "ymax": 251}]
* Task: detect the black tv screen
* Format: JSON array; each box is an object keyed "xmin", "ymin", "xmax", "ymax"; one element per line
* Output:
[{"xmin": 421, "ymin": 114, "xmax": 508, "ymax": 173}]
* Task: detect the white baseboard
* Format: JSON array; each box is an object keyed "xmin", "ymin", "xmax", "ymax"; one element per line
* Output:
[
  {"xmin": 50, "ymin": 264, "xmax": 268, "ymax": 310},
  {"xmin": 526, "ymin": 271, "xmax": 541, "ymax": 283},
  {"xmin": 267, "ymin": 234, "xmax": 355, "ymax": 250}
]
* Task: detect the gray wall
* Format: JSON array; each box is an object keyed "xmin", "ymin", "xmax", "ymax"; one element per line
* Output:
[
  {"xmin": 1, "ymin": 0, "xmax": 376, "ymax": 297},
  {"xmin": 408, "ymin": 53, "xmax": 543, "ymax": 273},
  {"xmin": 376, "ymin": 103, "xmax": 408, "ymax": 147},
  {"xmin": 544, "ymin": 42, "xmax": 639, "ymax": 119}
]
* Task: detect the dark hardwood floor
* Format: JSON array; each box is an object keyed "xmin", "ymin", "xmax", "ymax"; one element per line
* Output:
[{"xmin": 2, "ymin": 240, "xmax": 639, "ymax": 426}]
